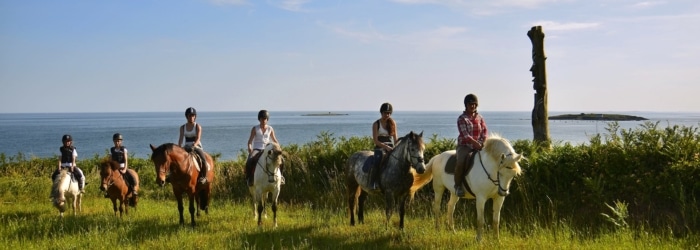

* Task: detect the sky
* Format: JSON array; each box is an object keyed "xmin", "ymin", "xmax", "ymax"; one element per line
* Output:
[{"xmin": 1, "ymin": 0, "xmax": 698, "ymax": 113}]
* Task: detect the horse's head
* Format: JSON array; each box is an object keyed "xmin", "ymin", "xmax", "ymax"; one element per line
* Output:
[
  {"xmin": 150, "ymin": 143, "xmax": 174, "ymax": 187},
  {"xmin": 397, "ymin": 131, "xmax": 426, "ymax": 174},
  {"xmin": 262, "ymin": 142, "xmax": 284, "ymax": 183},
  {"xmin": 99, "ymin": 158, "xmax": 119, "ymax": 192},
  {"xmin": 51, "ymin": 169, "xmax": 70, "ymax": 211},
  {"xmin": 483, "ymin": 135, "xmax": 524, "ymax": 196}
]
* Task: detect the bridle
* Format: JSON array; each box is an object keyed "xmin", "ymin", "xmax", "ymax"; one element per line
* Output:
[
  {"xmin": 389, "ymin": 136, "xmax": 425, "ymax": 167},
  {"xmin": 477, "ymin": 151, "xmax": 515, "ymax": 195}
]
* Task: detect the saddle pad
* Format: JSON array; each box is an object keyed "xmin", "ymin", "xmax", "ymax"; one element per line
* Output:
[
  {"xmin": 445, "ymin": 155, "xmax": 457, "ymax": 174},
  {"xmin": 361, "ymin": 157, "xmax": 376, "ymax": 173}
]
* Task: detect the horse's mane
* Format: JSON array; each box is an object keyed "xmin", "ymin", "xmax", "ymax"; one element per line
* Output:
[
  {"xmin": 395, "ymin": 131, "xmax": 425, "ymax": 151},
  {"xmin": 100, "ymin": 157, "xmax": 119, "ymax": 169},
  {"xmin": 483, "ymin": 134, "xmax": 514, "ymax": 161},
  {"xmin": 150, "ymin": 143, "xmax": 177, "ymax": 161},
  {"xmin": 483, "ymin": 133, "xmax": 523, "ymax": 173},
  {"xmin": 51, "ymin": 169, "xmax": 68, "ymax": 199}
]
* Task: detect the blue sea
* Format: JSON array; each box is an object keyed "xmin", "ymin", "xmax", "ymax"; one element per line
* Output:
[{"xmin": 1, "ymin": 111, "xmax": 699, "ymax": 161}]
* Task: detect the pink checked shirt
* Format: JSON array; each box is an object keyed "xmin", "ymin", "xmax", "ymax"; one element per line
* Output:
[{"xmin": 457, "ymin": 111, "xmax": 488, "ymax": 148}]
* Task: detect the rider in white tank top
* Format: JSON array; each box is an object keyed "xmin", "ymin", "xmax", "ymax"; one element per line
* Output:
[
  {"xmin": 251, "ymin": 124, "xmax": 271, "ymax": 151},
  {"xmin": 183, "ymin": 122, "xmax": 202, "ymax": 148}
]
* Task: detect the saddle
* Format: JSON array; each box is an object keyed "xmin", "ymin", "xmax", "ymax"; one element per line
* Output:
[
  {"xmin": 445, "ymin": 153, "xmax": 477, "ymax": 197},
  {"xmin": 362, "ymin": 152, "xmax": 388, "ymax": 173}
]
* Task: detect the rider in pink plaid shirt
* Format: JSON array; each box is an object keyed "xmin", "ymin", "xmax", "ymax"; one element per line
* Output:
[{"xmin": 454, "ymin": 93, "xmax": 488, "ymax": 197}]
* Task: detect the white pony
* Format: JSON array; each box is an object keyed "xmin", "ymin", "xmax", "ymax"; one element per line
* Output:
[
  {"xmin": 51, "ymin": 169, "xmax": 83, "ymax": 217},
  {"xmin": 249, "ymin": 142, "xmax": 285, "ymax": 227},
  {"xmin": 419, "ymin": 134, "xmax": 523, "ymax": 241}
]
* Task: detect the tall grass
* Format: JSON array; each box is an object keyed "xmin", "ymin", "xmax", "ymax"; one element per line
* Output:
[{"xmin": 1, "ymin": 125, "xmax": 699, "ymax": 248}]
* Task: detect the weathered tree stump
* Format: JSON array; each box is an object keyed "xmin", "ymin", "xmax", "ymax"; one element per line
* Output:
[{"xmin": 528, "ymin": 26, "xmax": 551, "ymax": 149}]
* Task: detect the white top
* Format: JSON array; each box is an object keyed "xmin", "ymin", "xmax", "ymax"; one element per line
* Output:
[
  {"xmin": 182, "ymin": 122, "xmax": 201, "ymax": 148},
  {"xmin": 251, "ymin": 124, "xmax": 272, "ymax": 150}
]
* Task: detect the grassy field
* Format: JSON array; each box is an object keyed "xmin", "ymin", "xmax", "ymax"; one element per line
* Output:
[{"xmin": 1, "ymin": 177, "xmax": 695, "ymax": 250}]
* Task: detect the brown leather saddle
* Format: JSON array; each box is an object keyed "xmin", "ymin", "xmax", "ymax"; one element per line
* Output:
[{"xmin": 445, "ymin": 153, "xmax": 477, "ymax": 197}]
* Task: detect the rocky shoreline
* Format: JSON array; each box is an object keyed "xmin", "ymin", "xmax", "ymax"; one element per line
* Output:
[{"xmin": 549, "ymin": 113, "xmax": 647, "ymax": 121}]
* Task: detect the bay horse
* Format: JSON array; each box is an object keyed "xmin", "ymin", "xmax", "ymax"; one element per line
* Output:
[
  {"xmin": 422, "ymin": 134, "xmax": 523, "ymax": 241},
  {"xmin": 345, "ymin": 131, "xmax": 431, "ymax": 230},
  {"xmin": 150, "ymin": 143, "xmax": 215, "ymax": 227},
  {"xmin": 249, "ymin": 142, "xmax": 285, "ymax": 227},
  {"xmin": 99, "ymin": 159, "xmax": 140, "ymax": 217},
  {"xmin": 51, "ymin": 169, "xmax": 82, "ymax": 217}
]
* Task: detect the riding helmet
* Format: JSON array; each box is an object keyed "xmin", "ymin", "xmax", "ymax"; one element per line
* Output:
[
  {"xmin": 113, "ymin": 133, "xmax": 123, "ymax": 141},
  {"xmin": 62, "ymin": 134, "xmax": 72, "ymax": 142},
  {"xmin": 464, "ymin": 94, "xmax": 479, "ymax": 107},
  {"xmin": 258, "ymin": 110, "xmax": 269, "ymax": 120},
  {"xmin": 380, "ymin": 103, "xmax": 393, "ymax": 113},
  {"xmin": 185, "ymin": 107, "xmax": 197, "ymax": 116}
]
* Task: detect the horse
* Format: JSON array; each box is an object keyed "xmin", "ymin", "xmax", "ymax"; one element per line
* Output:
[
  {"xmin": 421, "ymin": 134, "xmax": 524, "ymax": 241},
  {"xmin": 249, "ymin": 142, "xmax": 285, "ymax": 227},
  {"xmin": 99, "ymin": 159, "xmax": 140, "ymax": 217},
  {"xmin": 51, "ymin": 169, "xmax": 82, "ymax": 218},
  {"xmin": 345, "ymin": 131, "xmax": 431, "ymax": 230},
  {"xmin": 150, "ymin": 143, "xmax": 215, "ymax": 227}
]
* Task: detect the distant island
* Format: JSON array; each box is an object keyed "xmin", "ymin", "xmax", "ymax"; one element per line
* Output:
[
  {"xmin": 549, "ymin": 113, "xmax": 648, "ymax": 121},
  {"xmin": 301, "ymin": 112, "xmax": 349, "ymax": 116}
]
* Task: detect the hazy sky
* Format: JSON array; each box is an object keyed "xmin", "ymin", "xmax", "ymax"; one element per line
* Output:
[{"xmin": 1, "ymin": 0, "xmax": 698, "ymax": 113}]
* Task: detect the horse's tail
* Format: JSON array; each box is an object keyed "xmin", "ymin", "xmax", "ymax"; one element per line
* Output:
[{"xmin": 409, "ymin": 157, "xmax": 436, "ymax": 200}]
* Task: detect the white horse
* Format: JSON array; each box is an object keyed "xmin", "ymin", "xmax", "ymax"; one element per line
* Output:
[
  {"xmin": 51, "ymin": 169, "xmax": 83, "ymax": 218},
  {"xmin": 419, "ymin": 134, "xmax": 523, "ymax": 241},
  {"xmin": 249, "ymin": 142, "xmax": 285, "ymax": 227}
]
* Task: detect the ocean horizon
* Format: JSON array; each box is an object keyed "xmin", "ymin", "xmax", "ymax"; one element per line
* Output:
[{"xmin": 2, "ymin": 111, "xmax": 699, "ymax": 161}]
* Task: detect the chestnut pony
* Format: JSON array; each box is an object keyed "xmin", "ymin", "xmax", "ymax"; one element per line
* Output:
[
  {"xmin": 99, "ymin": 159, "xmax": 140, "ymax": 217},
  {"xmin": 150, "ymin": 143, "xmax": 215, "ymax": 227}
]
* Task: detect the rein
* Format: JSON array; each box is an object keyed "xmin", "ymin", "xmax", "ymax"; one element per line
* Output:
[
  {"xmin": 257, "ymin": 145, "xmax": 281, "ymax": 183},
  {"xmin": 389, "ymin": 136, "xmax": 424, "ymax": 167}
]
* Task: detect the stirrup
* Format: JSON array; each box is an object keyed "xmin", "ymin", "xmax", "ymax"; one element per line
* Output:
[
  {"xmin": 454, "ymin": 184, "xmax": 466, "ymax": 197},
  {"xmin": 280, "ymin": 176, "xmax": 285, "ymax": 185}
]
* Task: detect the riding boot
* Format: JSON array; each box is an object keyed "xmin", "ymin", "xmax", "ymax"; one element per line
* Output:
[
  {"xmin": 245, "ymin": 157, "xmax": 255, "ymax": 186},
  {"xmin": 79, "ymin": 179, "xmax": 86, "ymax": 194},
  {"xmin": 195, "ymin": 148, "xmax": 208, "ymax": 184},
  {"xmin": 126, "ymin": 173, "xmax": 138, "ymax": 196},
  {"xmin": 453, "ymin": 162, "xmax": 466, "ymax": 197}
]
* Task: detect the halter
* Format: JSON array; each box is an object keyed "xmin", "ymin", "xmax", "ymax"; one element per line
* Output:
[{"xmin": 477, "ymin": 151, "xmax": 514, "ymax": 195}]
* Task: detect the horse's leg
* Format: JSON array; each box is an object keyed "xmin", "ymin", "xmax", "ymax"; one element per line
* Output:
[
  {"xmin": 347, "ymin": 178, "xmax": 361, "ymax": 226},
  {"xmin": 492, "ymin": 196, "xmax": 506, "ymax": 240},
  {"xmin": 446, "ymin": 194, "xmax": 460, "ymax": 232},
  {"xmin": 272, "ymin": 190, "xmax": 280, "ymax": 228},
  {"xmin": 112, "ymin": 198, "xmax": 119, "ymax": 216},
  {"xmin": 475, "ymin": 196, "xmax": 487, "ymax": 242},
  {"xmin": 384, "ymin": 192, "xmax": 395, "ymax": 230},
  {"xmin": 188, "ymin": 193, "xmax": 196, "ymax": 228},
  {"xmin": 256, "ymin": 197, "xmax": 265, "ymax": 227},
  {"xmin": 398, "ymin": 195, "xmax": 408, "ymax": 230},
  {"xmin": 357, "ymin": 190, "xmax": 368, "ymax": 224},
  {"xmin": 174, "ymin": 192, "xmax": 185, "ymax": 225},
  {"xmin": 119, "ymin": 199, "xmax": 125, "ymax": 218},
  {"xmin": 432, "ymin": 180, "xmax": 446, "ymax": 230}
]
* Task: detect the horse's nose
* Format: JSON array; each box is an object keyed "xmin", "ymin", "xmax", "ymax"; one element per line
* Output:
[
  {"xmin": 99, "ymin": 186, "xmax": 106, "ymax": 191},
  {"xmin": 156, "ymin": 179, "xmax": 165, "ymax": 187},
  {"xmin": 499, "ymin": 189, "xmax": 510, "ymax": 196},
  {"xmin": 416, "ymin": 166, "xmax": 426, "ymax": 174}
]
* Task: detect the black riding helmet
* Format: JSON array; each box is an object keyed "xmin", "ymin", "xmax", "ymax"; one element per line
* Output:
[
  {"xmin": 113, "ymin": 133, "xmax": 123, "ymax": 141},
  {"xmin": 185, "ymin": 107, "xmax": 197, "ymax": 116},
  {"xmin": 380, "ymin": 103, "xmax": 393, "ymax": 113},
  {"xmin": 464, "ymin": 94, "xmax": 479, "ymax": 107},
  {"xmin": 258, "ymin": 110, "xmax": 269, "ymax": 120},
  {"xmin": 62, "ymin": 134, "xmax": 72, "ymax": 142}
]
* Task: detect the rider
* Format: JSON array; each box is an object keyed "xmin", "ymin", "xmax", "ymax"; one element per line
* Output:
[
  {"xmin": 178, "ymin": 107, "xmax": 209, "ymax": 184},
  {"xmin": 369, "ymin": 102, "xmax": 398, "ymax": 190},
  {"xmin": 453, "ymin": 93, "xmax": 488, "ymax": 197},
  {"xmin": 245, "ymin": 110, "xmax": 280, "ymax": 186},
  {"xmin": 109, "ymin": 133, "xmax": 138, "ymax": 197},
  {"xmin": 52, "ymin": 134, "xmax": 86, "ymax": 193}
]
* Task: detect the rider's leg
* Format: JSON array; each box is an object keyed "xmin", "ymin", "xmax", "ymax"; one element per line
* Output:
[
  {"xmin": 370, "ymin": 149, "xmax": 382, "ymax": 189},
  {"xmin": 126, "ymin": 171, "xmax": 138, "ymax": 196},
  {"xmin": 74, "ymin": 167, "xmax": 86, "ymax": 193},
  {"xmin": 194, "ymin": 147, "xmax": 208, "ymax": 184},
  {"xmin": 245, "ymin": 151, "xmax": 260, "ymax": 186},
  {"xmin": 453, "ymin": 145, "xmax": 469, "ymax": 197}
]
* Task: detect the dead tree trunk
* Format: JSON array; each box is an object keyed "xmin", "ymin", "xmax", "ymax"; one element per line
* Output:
[{"xmin": 528, "ymin": 26, "xmax": 551, "ymax": 149}]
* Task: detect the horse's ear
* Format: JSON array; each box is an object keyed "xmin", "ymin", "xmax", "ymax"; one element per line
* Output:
[
  {"xmin": 150, "ymin": 144, "xmax": 156, "ymax": 151},
  {"xmin": 419, "ymin": 131, "xmax": 423, "ymax": 137}
]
